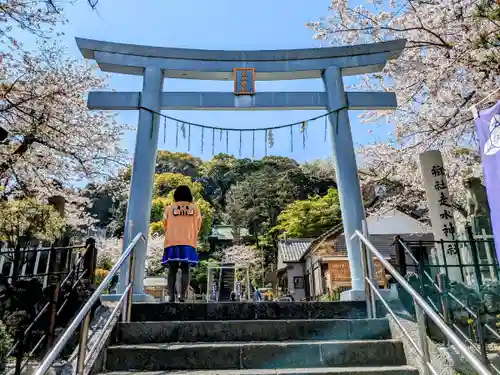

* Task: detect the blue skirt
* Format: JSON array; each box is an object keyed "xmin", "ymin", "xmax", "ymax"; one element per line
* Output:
[{"xmin": 161, "ymin": 245, "xmax": 199, "ymax": 265}]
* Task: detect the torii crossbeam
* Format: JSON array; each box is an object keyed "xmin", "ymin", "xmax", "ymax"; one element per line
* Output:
[{"xmin": 76, "ymin": 37, "xmax": 406, "ymax": 301}]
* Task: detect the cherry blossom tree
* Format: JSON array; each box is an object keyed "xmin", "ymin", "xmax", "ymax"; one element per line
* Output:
[
  {"xmin": 307, "ymin": 0, "xmax": 500, "ymax": 220},
  {"xmin": 96, "ymin": 237, "xmax": 123, "ymax": 270},
  {"xmin": 221, "ymin": 244, "xmax": 264, "ymax": 285},
  {"xmin": 1, "ymin": 0, "xmax": 128, "ymax": 228},
  {"xmin": 96, "ymin": 235, "xmax": 165, "ymax": 275},
  {"xmin": 1, "ymin": 43, "xmax": 128, "ymax": 225},
  {"xmin": 222, "ymin": 245, "xmax": 260, "ymax": 267},
  {"xmin": 0, "ymin": 0, "xmax": 63, "ymax": 45},
  {"xmin": 145, "ymin": 235, "xmax": 167, "ymax": 276},
  {"xmin": 1, "ymin": 0, "xmax": 98, "ymax": 47}
]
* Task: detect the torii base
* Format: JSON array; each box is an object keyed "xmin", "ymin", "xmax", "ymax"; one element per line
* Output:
[
  {"xmin": 340, "ymin": 286, "xmax": 398, "ymax": 301},
  {"xmin": 100, "ymin": 293, "xmax": 155, "ymax": 303},
  {"xmin": 340, "ymin": 289, "xmax": 366, "ymax": 301}
]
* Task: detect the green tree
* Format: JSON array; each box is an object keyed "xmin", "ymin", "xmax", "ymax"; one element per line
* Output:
[
  {"xmin": 225, "ymin": 166, "xmax": 298, "ymax": 263},
  {"xmin": 154, "ymin": 172, "xmax": 203, "ymax": 198},
  {"xmin": 0, "ymin": 198, "xmax": 65, "ymax": 246},
  {"xmin": 0, "ymin": 198, "xmax": 65, "ymax": 281},
  {"xmin": 156, "ymin": 151, "xmax": 202, "ymax": 177},
  {"xmin": 82, "ymin": 169, "xmax": 130, "ymax": 231},
  {"xmin": 273, "ymin": 188, "xmax": 341, "ymax": 238},
  {"xmin": 199, "ymin": 154, "xmax": 240, "ymax": 209},
  {"xmin": 226, "ymin": 167, "xmax": 295, "ymax": 234}
]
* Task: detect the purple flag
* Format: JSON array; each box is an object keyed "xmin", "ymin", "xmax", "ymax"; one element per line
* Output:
[{"xmin": 475, "ymin": 100, "xmax": 500, "ymax": 261}]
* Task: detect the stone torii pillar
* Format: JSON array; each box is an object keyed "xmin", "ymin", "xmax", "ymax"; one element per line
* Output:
[
  {"xmin": 76, "ymin": 38, "xmax": 406, "ymax": 301},
  {"xmin": 323, "ymin": 66, "xmax": 366, "ymax": 298},
  {"xmin": 122, "ymin": 67, "xmax": 164, "ymax": 299}
]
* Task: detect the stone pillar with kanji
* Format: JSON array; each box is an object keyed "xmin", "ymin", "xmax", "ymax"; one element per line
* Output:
[{"xmin": 419, "ymin": 150, "xmax": 463, "ymax": 282}]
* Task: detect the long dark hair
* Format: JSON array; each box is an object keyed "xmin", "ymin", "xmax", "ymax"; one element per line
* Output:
[{"xmin": 173, "ymin": 185, "xmax": 193, "ymax": 202}]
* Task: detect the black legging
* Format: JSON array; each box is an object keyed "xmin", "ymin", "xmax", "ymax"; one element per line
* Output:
[{"xmin": 167, "ymin": 262, "xmax": 190, "ymax": 301}]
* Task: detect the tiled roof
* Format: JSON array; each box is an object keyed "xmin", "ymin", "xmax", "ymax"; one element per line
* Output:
[
  {"xmin": 299, "ymin": 209, "xmax": 432, "ymax": 261},
  {"xmin": 299, "ymin": 223, "xmax": 344, "ymax": 261},
  {"xmin": 278, "ymin": 239, "xmax": 314, "ymax": 262}
]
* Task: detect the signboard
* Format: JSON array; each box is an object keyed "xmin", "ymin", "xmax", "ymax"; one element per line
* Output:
[
  {"xmin": 419, "ymin": 150, "xmax": 462, "ymax": 281},
  {"xmin": 234, "ymin": 68, "xmax": 255, "ymax": 95}
]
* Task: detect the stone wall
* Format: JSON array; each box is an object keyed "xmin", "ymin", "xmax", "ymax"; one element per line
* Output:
[{"xmin": 384, "ymin": 299, "xmax": 493, "ymax": 375}]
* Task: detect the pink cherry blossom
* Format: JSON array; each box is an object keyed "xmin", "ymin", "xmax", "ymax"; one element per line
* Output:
[{"xmin": 308, "ymin": 0, "xmax": 499, "ymax": 223}]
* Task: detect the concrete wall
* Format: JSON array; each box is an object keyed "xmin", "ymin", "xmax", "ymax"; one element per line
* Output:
[{"xmin": 286, "ymin": 263, "xmax": 306, "ymax": 300}]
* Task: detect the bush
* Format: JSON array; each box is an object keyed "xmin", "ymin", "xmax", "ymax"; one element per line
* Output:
[
  {"xmin": 95, "ymin": 268, "xmax": 110, "ymax": 286},
  {"xmin": 319, "ymin": 288, "xmax": 341, "ymax": 301},
  {"xmin": 480, "ymin": 281, "xmax": 500, "ymax": 313},
  {"xmin": 0, "ymin": 320, "xmax": 13, "ymax": 362},
  {"xmin": 149, "ymin": 221, "xmax": 163, "ymax": 236}
]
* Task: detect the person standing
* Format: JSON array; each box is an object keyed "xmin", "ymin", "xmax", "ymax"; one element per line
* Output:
[
  {"xmin": 161, "ymin": 185, "xmax": 202, "ymax": 302},
  {"xmin": 253, "ymin": 286, "xmax": 263, "ymax": 301}
]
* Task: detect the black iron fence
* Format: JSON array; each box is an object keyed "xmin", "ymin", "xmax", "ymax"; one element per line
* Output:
[
  {"xmin": 0, "ymin": 239, "xmax": 98, "ymax": 375},
  {"xmin": 395, "ymin": 227, "xmax": 498, "ymax": 286},
  {"xmin": 394, "ymin": 229, "xmax": 499, "ymax": 369}
]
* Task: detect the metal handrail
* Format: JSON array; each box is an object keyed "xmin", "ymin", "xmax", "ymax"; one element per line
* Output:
[
  {"xmin": 33, "ymin": 232, "xmax": 145, "ymax": 375},
  {"xmin": 397, "ymin": 238, "xmax": 500, "ymax": 363},
  {"xmin": 398, "ymin": 239, "xmax": 500, "ymax": 336},
  {"xmin": 352, "ymin": 229, "xmax": 492, "ymax": 375}
]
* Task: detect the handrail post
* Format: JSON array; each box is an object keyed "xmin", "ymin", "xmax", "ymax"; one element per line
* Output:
[
  {"xmin": 246, "ymin": 267, "xmax": 251, "ymax": 301},
  {"xmin": 475, "ymin": 307, "xmax": 489, "ymax": 368},
  {"xmin": 466, "ymin": 226, "xmax": 483, "ymax": 288},
  {"xmin": 358, "ymin": 223, "xmax": 375, "ymax": 318},
  {"xmin": 46, "ymin": 281, "xmax": 61, "ymax": 351},
  {"xmin": 84, "ymin": 238, "xmax": 97, "ymax": 287},
  {"xmin": 14, "ymin": 329, "xmax": 24, "ymax": 375},
  {"xmin": 415, "ymin": 302, "xmax": 431, "ymax": 375},
  {"xmin": 436, "ymin": 273, "xmax": 450, "ymax": 347},
  {"xmin": 394, "ymin": 235, "xmax": 407, "ymax": 276},
  {"xmin": 360, "ymin": 234, "xmax": 372, "ymax": 318},
  {"xmin": 76, "ymin": 311, "xmax": 91, "ymax": 375},
  {"xmin": 417, "ymin": 251, "xmax": 426, "ymax": 296},
  {"xmin": 362, "ymin": 220, "xmax": 377, "ymax": 318},
  {"xmin": 123, "ymin": 247, "xmax": 136, "ymax": 322}
]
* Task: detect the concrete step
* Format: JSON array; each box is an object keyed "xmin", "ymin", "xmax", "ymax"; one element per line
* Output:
[
  {"xmin": 131, "ymin": 301, "xmax": 368, "ymax": 322},
  {"xmin": 117, "ymin": 319, "xmax": 391, "ymax": 344},
  {"xmin": 105, "ymin": 340, "xmax": 406, "ymax": 371},
  {"xmin": 100, "ymin": 366, "xmax": 419, "ymax": 375}
]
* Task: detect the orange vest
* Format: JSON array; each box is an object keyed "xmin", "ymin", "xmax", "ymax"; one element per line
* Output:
[{"xmin": 162, "ymin": 201, "xmax": 202, "ymax": 248}]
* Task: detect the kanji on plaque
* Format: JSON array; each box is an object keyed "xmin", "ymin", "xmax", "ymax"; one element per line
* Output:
[{"xmin": 234, "ymin": 68, "xmax": 255, "ymax": 95}]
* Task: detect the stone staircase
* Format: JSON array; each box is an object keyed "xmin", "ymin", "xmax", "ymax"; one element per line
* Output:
[{"xmin": 101, "ymin": 301, "xmax": 418, "ymax": 374}]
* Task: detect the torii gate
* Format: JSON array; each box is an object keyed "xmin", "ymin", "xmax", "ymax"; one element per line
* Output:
[{"xmin": 76, "ymin": 37, "xmax": 406, "ymax": 301}]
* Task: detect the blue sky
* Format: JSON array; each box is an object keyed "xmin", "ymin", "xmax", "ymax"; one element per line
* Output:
[{"xmin": 20, "ymin": 0, "xmax": 394, "ymax": 163}]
